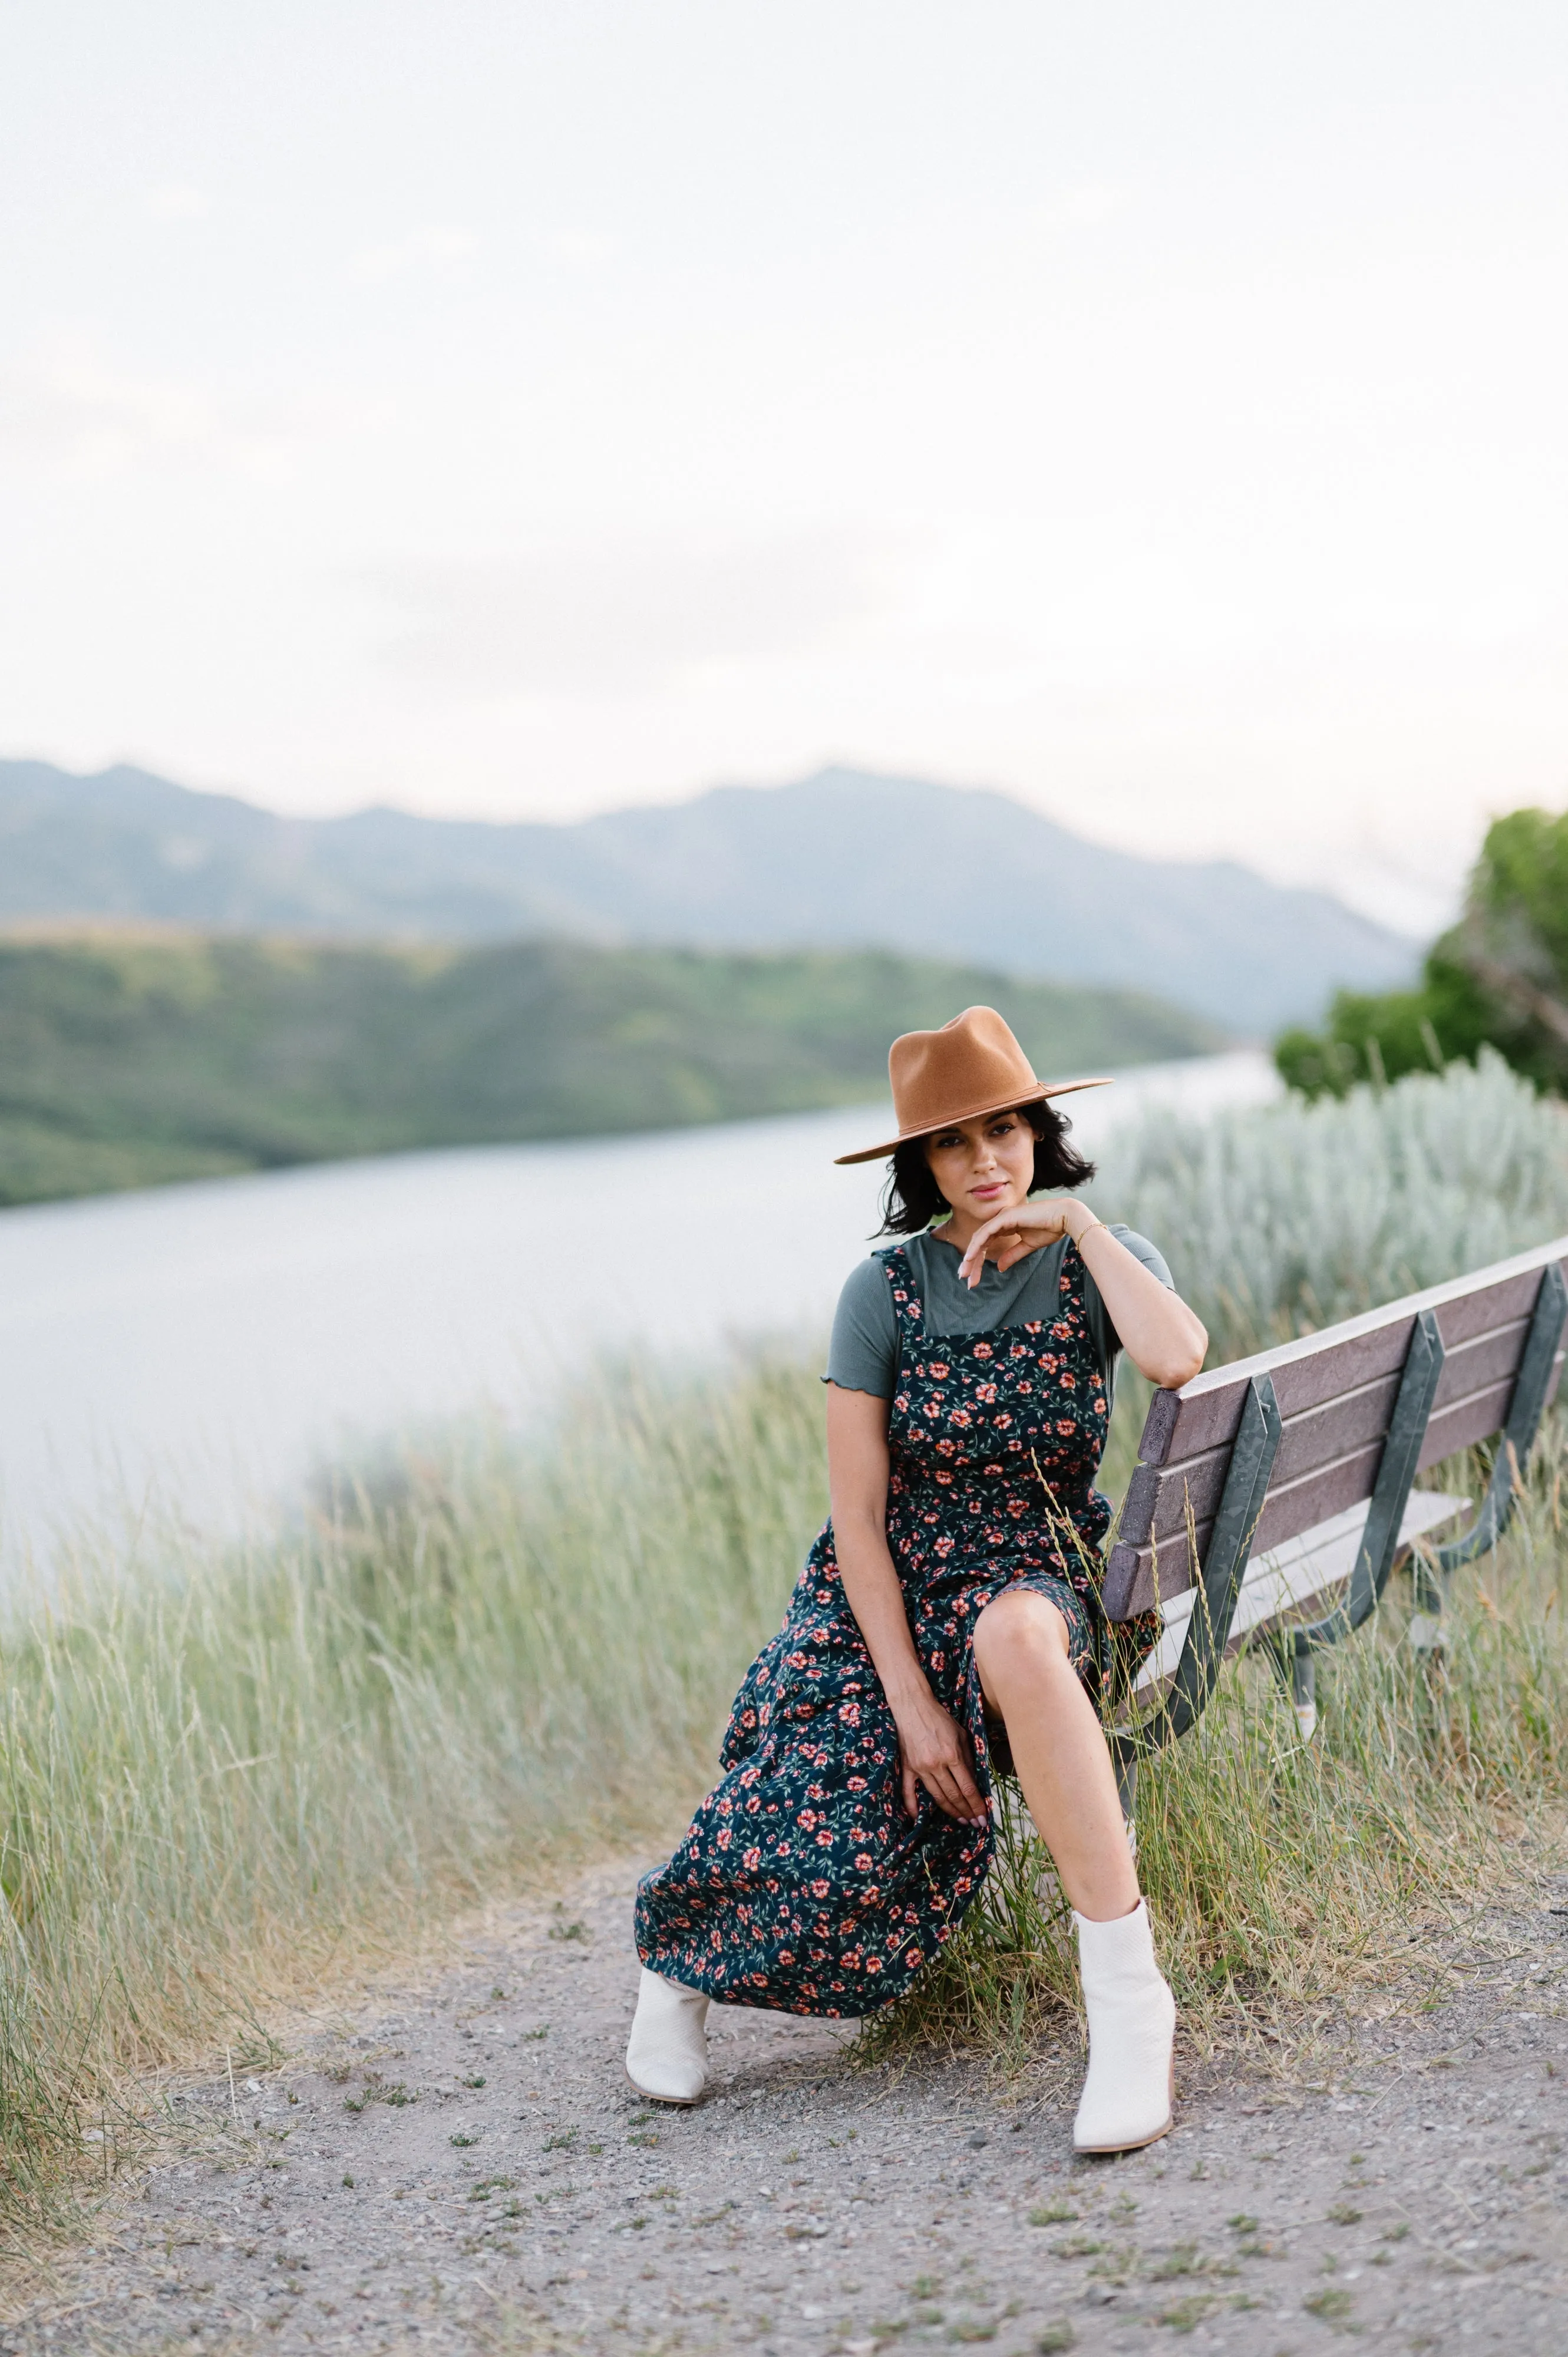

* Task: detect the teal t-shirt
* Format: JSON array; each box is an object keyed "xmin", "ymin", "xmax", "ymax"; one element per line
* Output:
[{"xmin": 826, "ymin": 1223, "xmax": 1173, "ymax": 1402}]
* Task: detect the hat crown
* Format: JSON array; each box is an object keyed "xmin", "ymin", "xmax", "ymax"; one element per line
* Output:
[{"xmin": 888, "ymin": 1006, "xmax": 1039, "ymax": 1137}]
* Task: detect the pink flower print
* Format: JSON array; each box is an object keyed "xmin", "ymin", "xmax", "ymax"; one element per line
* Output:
[
  {"xmin": 949, "ymin": 1408, "xmax": 973, "ymax": 1428},
  {"xmin": 975, "ymin": 1382, "xmax": 997, "ymax": 1403},
  {"xmin": 934, "ymin": 1534, "xmax": 955, "ymax": 1557},
  {"xmin": 717, "ymin": 1827, "xmax": 732, "ymax": 1850},
  {"xmin": 797, "ymin": 1809, "xmax": 818, "ymax": 1830},
  {"xmin": 1060, "ymin": 1371, "xmax": 1076, "ymax": 1390},
  {"xmin": 811, "ymin": 1879, "xmax": 831, "ymax": 1899},
  {"xmin": 855, "ymin": 1853, "xmax": 874, "ymax": 1871},
  {"xmin": 742, "ymin": 1846, "xmax": 761, "ymax": 1871},
  {"xmin": 1057, "ymin": 1418, "xmax": 1075, "ymax": 1435},
  {"xmin": 816, "ymin": 1829, "xmax": 834, "ymax": 1847},
  {"xmin": 923, "ymin": 1399, "xmax": 942, "ymax": 1420},
  {"xmin": 1017, "ymin": 1379, "xmax": 1032, "ymax": 1394},
  {"xmin": 1010, "ymin": 1342, "xmax": 1028, "ymax": 1358},
  {"xmin": 972, "ymin": 1341, "xmax": 993, "ymax": 1359},
  {"xmin": 929, "ymin": 1362, "xmax": 950, "ymax": 1379},
  {"xmin": 838, "ymin": 1701, "xmax": 861, "ymax": 1726},
  {"xmin": 847, "ymin": 1775, "xmax": 867, "ymax": 1791}
]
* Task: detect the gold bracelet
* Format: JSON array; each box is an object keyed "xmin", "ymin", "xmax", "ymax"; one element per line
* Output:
[{"xmin": 1074, "ymin": 1217, "xmax": 1107, "ymax": 1245}]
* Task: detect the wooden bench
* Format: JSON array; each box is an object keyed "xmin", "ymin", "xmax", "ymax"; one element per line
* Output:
[{"xmin": 1103, "ymin": 1236, "xmax": 1568, "ymax": 1792}]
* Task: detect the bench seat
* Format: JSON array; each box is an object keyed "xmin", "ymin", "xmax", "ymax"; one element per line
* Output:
[{"xmin": 1131, "ymin": 1487, "xmax": 1470, "ymax": 1730}]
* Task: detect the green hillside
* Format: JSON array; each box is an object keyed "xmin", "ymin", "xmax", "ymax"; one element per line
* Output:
[{"xmin": 0, "ymin": 930, "xmax": 1222, "ymax": 1206}]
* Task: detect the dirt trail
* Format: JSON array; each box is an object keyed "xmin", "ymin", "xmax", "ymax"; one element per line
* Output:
[{"xmin": 5, "ymin": 1858, "xmax": 1568, "ymax": 2356}]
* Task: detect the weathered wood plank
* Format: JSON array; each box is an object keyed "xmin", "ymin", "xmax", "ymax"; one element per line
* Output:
[
  {"xmin": 1107, "ymin": 1355, "xmax": 1564, "ymax": 1618},
  {"xmin": 1120, "ymin": 1321, "xmax": 1540, "ymax": 1551},
  {"xmin": 1415, "ymin": 1362, "xmax": 1564, "ymax": 1471},
  {"xmin": 1132, "ymin": 1243, "xmax": 1568, "ymax": 1470}
]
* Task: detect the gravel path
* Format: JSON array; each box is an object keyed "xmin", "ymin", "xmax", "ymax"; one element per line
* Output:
[{"xmin": 5, "ymin": 1858, "xmax": 1567, "ymax": 2356}]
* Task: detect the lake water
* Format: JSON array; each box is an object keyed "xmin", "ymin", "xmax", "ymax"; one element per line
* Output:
[{"xmin": 0, "ymin": 1050, "xmax": 1278, "ymax": 1562}]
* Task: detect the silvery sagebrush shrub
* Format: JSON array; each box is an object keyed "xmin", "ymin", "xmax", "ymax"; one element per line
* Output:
[{"xmin": 1094, "ymin": 1048, "xmax": 1568, "ymax": 1362}]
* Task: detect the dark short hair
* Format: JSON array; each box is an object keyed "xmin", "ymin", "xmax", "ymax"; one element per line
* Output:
[{"xmin": 876, "ymin": 1102, "xmax": 1097, "ymax": 1238}]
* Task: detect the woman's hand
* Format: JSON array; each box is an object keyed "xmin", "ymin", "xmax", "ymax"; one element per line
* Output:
[
  {"xmin": 955, "ymin": 1194, "xmax": 1094, "ymax": 1286},
  {"xmin": 956, "ymin": 1200, "xmax": 1207, "ymax": 1388},
  {"xmin": 890, "ymin": 1685, "xmax": 988, "ymax": 1824}
]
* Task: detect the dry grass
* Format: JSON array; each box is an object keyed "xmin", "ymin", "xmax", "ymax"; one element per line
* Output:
[
  {"xmin": 863, "ymin": 1421, "xmax": 1568, "ymax": 2067},
  {"xmin": 0, "ymin": 1355, "xmax": 827, "ymax": 2229},
  {"xmin": 4, "ymin": 1054, "xmax": 1568, "ymax": 2227}
]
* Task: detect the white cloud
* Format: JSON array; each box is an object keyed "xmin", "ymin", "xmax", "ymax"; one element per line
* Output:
[
  {"xmin": 350, "ymin": 226, "xmax": 477, "ymax": 284},
  {"xmin": 371, "ymin": 529, "xmax": 906, "ymax": 699},
  {"xmin": 144, "ymin": 183, "xmax": 209, "ymax": 222},
  {"xmin": 534, "ymin": 228, "xmax": 618, "ymax": 268},
  {"xmin": 1032, "ymin": 181, "xmax": 1128, "ymax": 232},
  {"xmin": 0, "ymin": 338, "xmax": 299, "ymax": 481}
]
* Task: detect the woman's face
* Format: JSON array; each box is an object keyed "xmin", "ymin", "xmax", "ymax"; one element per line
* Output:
[{"xmin": 922, "ymin": 1108, "xmax": 1038, "ymax": 1229}]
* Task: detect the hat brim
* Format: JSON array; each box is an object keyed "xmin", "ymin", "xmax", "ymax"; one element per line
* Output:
[{"xmin": 833, "ymin": 1076, "xmax": 1114, "ymax": 1166}]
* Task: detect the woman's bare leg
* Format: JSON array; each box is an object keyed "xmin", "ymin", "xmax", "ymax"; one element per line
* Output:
[
  {"xmin": 975, "ymin": 1586, "xmax": 1174, "ymax": 2153},
  {"xmin": 972, "ymin": 1588, "xmax": 1138, "ymax": 1921}
]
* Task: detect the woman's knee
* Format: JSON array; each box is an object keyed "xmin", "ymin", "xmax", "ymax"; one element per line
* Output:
[{"xmin": 974, "ymin": 1589, "xmax": 1074, "ymax": 1699}]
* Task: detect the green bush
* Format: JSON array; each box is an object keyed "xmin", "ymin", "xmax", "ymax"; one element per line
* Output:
[{"xmin": 1276, "ymin": 807, "xmax": 1568, "ymax": 1100}]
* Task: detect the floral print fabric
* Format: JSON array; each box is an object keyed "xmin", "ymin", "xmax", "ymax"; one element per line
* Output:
[{"xmin": 635, "ymin": 1237, "xmax": 1136, "ymax": 2018}]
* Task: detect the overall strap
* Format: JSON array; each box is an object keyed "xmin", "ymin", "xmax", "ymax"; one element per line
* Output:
[{"xmin": 878, "ymin": 1242, "xmax": 926, "ymax": 1384}]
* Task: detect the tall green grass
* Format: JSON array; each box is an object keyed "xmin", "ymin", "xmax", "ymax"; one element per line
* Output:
[
  {"xmin": 0, "ymin": 1362, "xmax": 827, "ymax": 2217},
  {"xmin": 2, "ymin": 1056, "xmax": 1568, "ymax": 2220}
]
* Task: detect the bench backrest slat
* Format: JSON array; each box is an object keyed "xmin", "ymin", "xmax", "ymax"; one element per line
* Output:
[{"xmin": 1103, "ymin": 1237, "xmax": 1568, "ymax": 1623}]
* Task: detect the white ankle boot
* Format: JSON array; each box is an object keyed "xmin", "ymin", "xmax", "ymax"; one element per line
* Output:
[
  {"xmin": 625, "ymin": 1967, "xmax": 710, "ymax": 2105},
  {"xmin": 1071, "ymin": 1899, "xmax": 1176, "ymax": 2154}
]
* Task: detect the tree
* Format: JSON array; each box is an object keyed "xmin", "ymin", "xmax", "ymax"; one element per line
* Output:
[{"xmin": 1276, "ymin": 807, "xmax": 1568, "ymax": 1098}]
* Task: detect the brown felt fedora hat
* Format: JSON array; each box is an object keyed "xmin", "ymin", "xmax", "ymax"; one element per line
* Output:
[{"xmin": 834, "ymin": 1005, "xmax": 1111, "ymax": 1166}]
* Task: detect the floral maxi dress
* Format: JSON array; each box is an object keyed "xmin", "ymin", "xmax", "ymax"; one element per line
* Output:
[{"xmin": 634, "ymin": 1237, "xmax": 1137, "ymax": 2018}]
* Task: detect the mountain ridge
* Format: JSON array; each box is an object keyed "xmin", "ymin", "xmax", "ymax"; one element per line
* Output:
[{"xmin": 0, "ymin": 758, "xmax": 1417, "ymax": 1031}]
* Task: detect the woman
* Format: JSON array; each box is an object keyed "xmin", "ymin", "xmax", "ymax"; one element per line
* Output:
[{"xmin": 628, "ymin": 1007, "xmax": 1207, "ymax": 2153}]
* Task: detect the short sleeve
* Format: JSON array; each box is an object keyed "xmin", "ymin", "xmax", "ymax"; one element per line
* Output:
[
  {"xmin": 1082, "ymin": 1226, "xmax": 1175, "ymax": 1388},
  {"xmin": 824, "ymin": 1255, "xmax": 901, "ymax": 1398}
]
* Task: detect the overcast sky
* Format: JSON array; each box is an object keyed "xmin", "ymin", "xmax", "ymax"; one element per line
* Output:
[{"xmin": 4, "ymin": 1, "xmax": 1566, "ymax": 934}]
